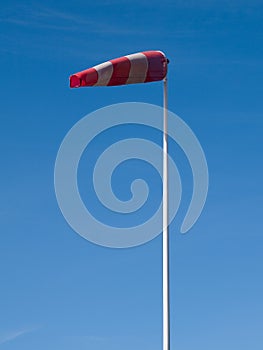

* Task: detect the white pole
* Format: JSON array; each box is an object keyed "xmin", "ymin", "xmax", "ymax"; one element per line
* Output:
[{"xmin": 163, "ymin": 77, "xmax": 170, "ymax": 350}]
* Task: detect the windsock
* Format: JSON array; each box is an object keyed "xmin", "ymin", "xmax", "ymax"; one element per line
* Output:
[{"xmin": 70, "ymin": 50, "xmax": 168, "ymax": 88}]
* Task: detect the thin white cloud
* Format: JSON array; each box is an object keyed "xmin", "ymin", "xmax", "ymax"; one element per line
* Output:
[
  {"xmin": 5, "ymin": 4, "xmax": 133, "ymax": 33},
  {"xmin": 0, "ymin": 326, "xmax": 39, "ymax": 345},
  {"xmin": 0, "ymin": 4, "xmax": 196, "ymax": 37}
]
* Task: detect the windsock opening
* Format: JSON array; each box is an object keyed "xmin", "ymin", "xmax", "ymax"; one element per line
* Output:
[
  {"xmin": 70, "ymin": 67, "xmax": 99, "ymax": 88},
  {"xmin": 70, "ymin": 75, "xmax": 81, "ymax": 88}
]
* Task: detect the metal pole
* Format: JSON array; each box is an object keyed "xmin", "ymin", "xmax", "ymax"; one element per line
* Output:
[{"xmin": 163, "ymin": 77, "xmax": 170, "ymax": 350}]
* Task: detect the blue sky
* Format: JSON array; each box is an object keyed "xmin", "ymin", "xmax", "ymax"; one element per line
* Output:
[{"xmin": 1, "ymin": 0, "xmax": 263, "ymax": 349}]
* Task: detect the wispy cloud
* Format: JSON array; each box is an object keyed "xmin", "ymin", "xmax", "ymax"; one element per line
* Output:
[
  {"xmin": 0, "ymin": 4, "xmax": 197, "ymax": 37},
  {"xmin": 0, "ymin": 3, "xmax": 196, "ymax": 59},
  {"xmin": 0, "ymin": 326, "xmax": 39, "ymax": 345},
  {"xmin": 0, "ymin": 4, "xmax": 136, "ymax": 35}
]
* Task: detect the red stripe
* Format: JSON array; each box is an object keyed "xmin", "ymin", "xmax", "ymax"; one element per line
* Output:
[
  {"xmin": 70, "ymin": 74, "xmax": 81, "ymax": 88},
  {"xmin": 82, "ymin": 67, "xmax": 98, "ymax": 86},
  {"xmin": 107, "ymin": 56, "xmax": 131, "ymax": 86},
  {"xmin": 70, "ymin": 67, "xmax": 98, "ymax": 88},
  {"xmin": 142, "ymin": 51, "xmax": 167, "ymax": 83}
]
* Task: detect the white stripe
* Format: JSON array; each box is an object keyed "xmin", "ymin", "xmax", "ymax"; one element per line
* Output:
[
  {"xmin": 125, "ymin": 53, "xmax": 148, "ymax": 84},
  {"xmin": 94, "ymin": 61, "xmax": 113, "ymax": 86},
  {"xmin": 156, "ymin": 50, "xmax": 165, "ymax": 57}
]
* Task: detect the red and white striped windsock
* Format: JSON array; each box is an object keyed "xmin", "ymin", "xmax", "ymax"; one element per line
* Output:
[{"xmin": 69, "ymin": 50, "xmax": 168, "ymax": 88}]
